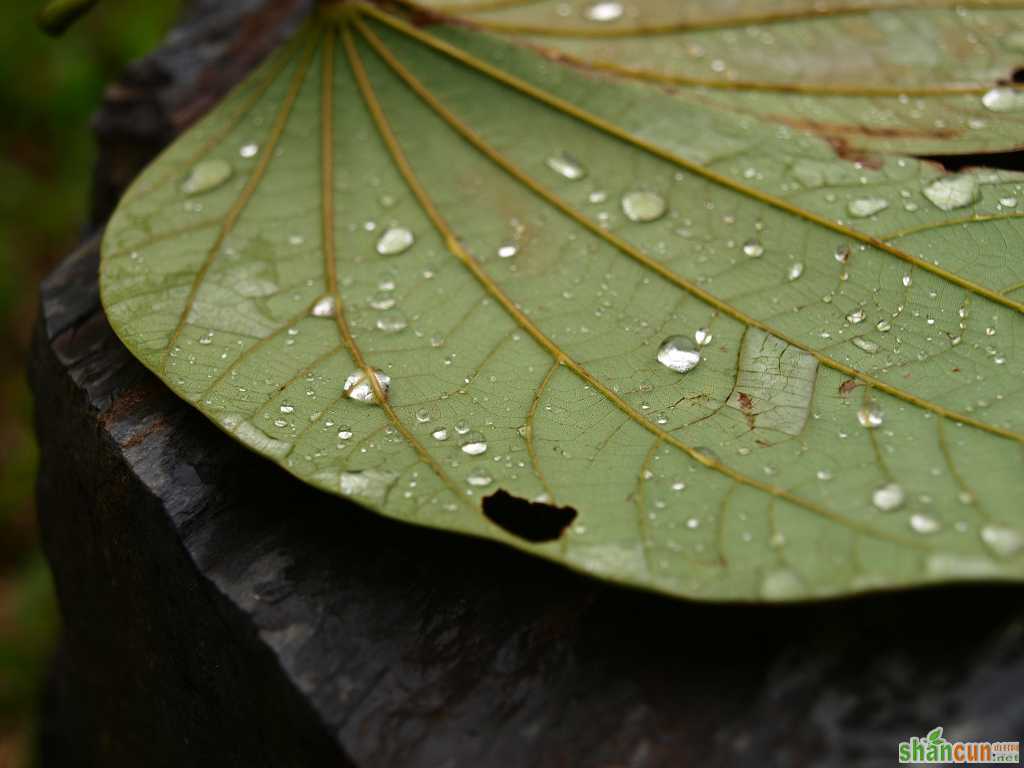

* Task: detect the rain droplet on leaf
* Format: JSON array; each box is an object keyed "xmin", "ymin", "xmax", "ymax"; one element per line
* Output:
[
  {"xmin": 182, "ymin": 159, "xmax": 232, "ymax": 196},
  {"xmin": 910, "ymin": 513, "xmax": 940, "ymax": 534},
  {"xmin": 622, "ymin": 191, "xmax": 667, "ymax": 223},
  {"xmin": 376, "ymin": 227, "xmax": 415, "ymax": 256},
  {"xmin": 923, "ymin": 175, "xmax": 979, "ymax": 211},
  {"xmin": 981, "ymin": 86, "xmax": 1024, "ymax": 112},
  {"xmin": 583, "ymin": 1, "xmax": 623, "ymax": 21},
  {"xmin": 311, "ymin": 295, "xmax": 336, "ymax": 317},
  {"xmin": 657, "ymin": 335, "xmax": 702, "ymax": 373},
  {"xmin": 343, "ymin": 369, "xmax": 391, "ymax": 404},
  {"xmin": 742, "ymin": 239, "xmax": 764, "ymax": 258},
  {"xmin": 981, "ymin": 524, "xmax": 1024, "ymax": 558},
  {"xmin": 546, "ymin": 152, "xmax": 587, "ymax": 180},
  {"xmin": 787, "ymin": 262, "xmax": 804, "ymax": 281},
  {"xmin": 857, "ymin": 402, "xmax": 884, "ymax": 428},
  {"xmin": 852, "ymin": 337, "xmax": 879, "ymax": 354},
  {"xmin": 847, "ymin": 197, "xmax": 889, "ymax": 218},
  {"xmin": 460, "ymin": 431, "xmax": 488, "ymax": 456},
  {"xmin": 872, "ymin": 482, "xmax": 905, "ymax": 511}
]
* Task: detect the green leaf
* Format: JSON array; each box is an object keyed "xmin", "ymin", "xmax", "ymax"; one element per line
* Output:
[
  {"xmin": 100, "ymin": 2, "xmax": 1024, "ymax": 602},
  {"xmin": 37, "ymin": 0, "xmax": 100, "ymax": 36},
  {"xmin": 928, "ymin": 726, "xmax": 945, "ymax": 743},
  {"xmin": 408, "ymin": 0, "xmax": 1024, "ymax": 155}
]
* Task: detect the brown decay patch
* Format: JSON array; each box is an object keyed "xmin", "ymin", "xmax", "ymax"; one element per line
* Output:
[
  {"xmin": 771, "ymin": 115, "xmax": 961, "ymax": 141},
  {"xmin": 825, "ymin": 137, "xmax": 884, "ymax": 170},
  {"xmin": 736, "ymin": 391, "xmax": 756, "ymax": 430},
  {"xmin": 483, "ymin": 490, "xmax": 577, "ymax": 543},
  {"xmin": 839, "ymin": 379, "xmax": 862, "ymax": 396}
]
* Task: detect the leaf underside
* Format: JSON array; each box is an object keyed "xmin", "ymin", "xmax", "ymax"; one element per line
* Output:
[{"xmin": 101, "ymin": 0, "xmax": 1024, "ymax": 602}]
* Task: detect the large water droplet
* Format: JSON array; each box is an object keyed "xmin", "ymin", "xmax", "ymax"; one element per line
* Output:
[
  {"xmin": 872, "ymin": 482, "xmax": 904, "ymax": 511},
  {"xmin": 622, "ymin": 191, "xmax": 667, "ymax": 223},
  {"xmin": 857, "ymin": 402, "xmax": 884, "ymax": 428},
  {"xmin": 343, "ymin": 369, "xmax": 391, "ymax": 403},
  {"xmin": 923, "ymin": 175, "xmax": 979, "ymax": 211},
  {"xmin": 981, "ymin": 86, "xmax": 1024, "ymax": 112},
  {"xmin": 657, "ymin": 335, "xmax": 702, "ymax": 373},
  {"xmin": 981, "ymin": 524, "xmax": 1024, "ymax": 558},
  {"xmin": 583, "ymin": 1, "xmax": 623, "ymax": 21},
  {"xmin": 847, "ymin": 197, "xmax": 889, "ymax": 218},
  {"xmin": 182, "ymin": 159, "xmax": 232, "ymax": 196},
  {"xmin": 339, "ymin": 469, "xmax": 396, "ymax": 502},
  {"xmin": 852, "ymin": 337, "xmax": 879, "ymax": 354},
  {"xmin": 376, "ymin": 227, "xmax": 415, "ymax": 256},
  {"xmin": 546, "ymin": 152, "xmax": 587, "ymax": 180},
  {"xmin": 460, "ymin": 431, "xmax": 488, "ymax": 456}
]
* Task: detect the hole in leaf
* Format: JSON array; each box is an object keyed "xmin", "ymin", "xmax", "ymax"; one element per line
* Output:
[
  {"xmin": 915, "ymin": 150, "xmax": 1024, "ymax": 174},
  {"xmin": 1011, "ymin": 68, "xmax": 1024, "ymax": 84},
  {"xmin": 482, "ymin": 490, "xmax": 577, "ymax": 543}
]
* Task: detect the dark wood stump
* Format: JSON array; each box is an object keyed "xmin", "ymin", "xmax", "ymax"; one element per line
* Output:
[{"xmin": 30, "ymin": 2, "xmax": 1024, "ymax": 766}]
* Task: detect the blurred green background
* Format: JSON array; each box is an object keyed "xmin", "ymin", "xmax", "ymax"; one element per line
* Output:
[{"xmin": 0, "ymin": 2, "xmax": 180, "ymax": 765}]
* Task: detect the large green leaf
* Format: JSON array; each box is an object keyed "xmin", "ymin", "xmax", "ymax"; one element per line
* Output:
[
  {"xmin": 408, "ymin": 0, "xmax": 1024, "ymax": 155},
  {"xmin": 100, "ymin": 1, "xmax": 1024, "ymax": 602}
]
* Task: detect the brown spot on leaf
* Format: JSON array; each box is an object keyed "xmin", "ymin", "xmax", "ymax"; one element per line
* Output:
[{"xmin": 839, "ymin": 379, "xmax": 861, "ymax": 397}]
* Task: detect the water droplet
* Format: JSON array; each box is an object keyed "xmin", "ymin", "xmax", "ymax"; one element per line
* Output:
[
  {"xmin": 875, "ymin": 319, "xmax": 892, "ymax": 333},
  {"xmin": 583, "ymin": 1, "xmax": 623, "ymax": 22},
  {"xmin": 742, "ymin": 239, "xmax": 764, "ymax": 258},
  {"xmin": 546, "ymin": 152, "xmax": 587, "ymax": 180},
  {"xmin": 279, "ymin": 403, "xmax": 294, "ymax": 414},
  {"xmin": 497, "ymin": 243, "xmax": 518, "ymax": 258},
  {"xmin": 834, "ymin": 244, "xmax": 851, "ymax": 263},
  {"xmin": 343, "ymin": 369, "xmax": 391, "ymax": 403},
  {"xmin": 431, "ymin": 427, "xmax": 449, "ymax": 441},
  {"xmin": 857, "ymin": 401, "xmax": 884, "ymax": 428},
  {"xmin": 311, "ymin": 295, "xmax": 336, "ymax": 317},
  {"xmin": 787, "ymin": 262, "xmax": 804, "ymax": 281},
  {"xmin": 376, "ymin": 227, "xmax": 415, "ymax": 256},
  {"xmin": 760, "ymin": 569, "xmax": 806, "ymax": 600},
  {"xmin": 466, "ymin": 468, "xmax": 494, "ymax": 487},
  {"xmin": 923, "ymin": 175, "xmax": 979, "ymax": 211},
  {"xmin": 981, "ymin": 524, "xmax": 1024, "ymax": 558},
  {"xmin": 901, "ymin": 274, "xmax": 912, "ymax": 288},
  {"xmin": 240, "ymin": 143, "xmax": 260, "ymax": 158},
  {"xmin": 622, "ymin": 191, "xmax": 667, "ymax": 223},
  {"xmin": 981, "ymin": 86, "xmax": 1024, "ymax": 112},
  {"xmin": 375, "ymin": 311, "xmax": 408, "ymax": 333},
  {"xmin": 415, "ymin": 408, "xmax": 431, "ymax": 423},
  {"xmin": 686, "ymin": 517, "xmax": 700, "ymax": 529},
  {"xmin": 339, "ymin": 469, "xmax": 396, "ymax": 502},
  {"xmin": 657, "ymin": 335, "xmax": 702, "ymax": 373},
  {"xmin": 851, "ymin": 337, "xmax": 879, "ymax": 354},
  {"xmin": 816, "ymin": 469, "xmax": 833, "ymax": 481},
  {"xmin": 872, "ymin": 482, "xmax": 905, "ymax": 511},
  {"xmin": 846, "ymin": 309, "xmax": 866, "ymax": 324},
  {"xmin": 182, "ymin": 159, "xmax": 232, "ymax": 196},
  {"xmin": 693, "ymin": 328, "xmax": 713, "ymax": 347},
  {"xmin": 910, "ymin": 513, "xmax": 940, "ymax": 534},
  {"xmin": 337, "ymin": 427, "xmax": 353, "ymax": 440},
  {"xmin": 1000, "ymin": 196, "xmax": 1018, "ymax": 208},
  {"xmin": 847, "ymin": 197, "xmax": 889, "ymax": 218},
  {"xmin": 460, "ymin": 431, "xmax": 488, "ymax": 456},
  {"xmin": 368, "ymin": 291, "xmax": 396, "ymax": 311}
]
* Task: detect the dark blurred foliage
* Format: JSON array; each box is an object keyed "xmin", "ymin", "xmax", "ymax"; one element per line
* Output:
[{"xmin": 0, "ymin": 2, "xmax": 180, "ymax": 764}]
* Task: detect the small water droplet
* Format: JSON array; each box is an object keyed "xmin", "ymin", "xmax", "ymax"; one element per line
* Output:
[
  {"xmin": 910, "ymin": 513, "xmax": 941, "ymax": 534},
  {"xmin": 847, "ymin": 197, "xmax": 889, "ymax": 218},
  {"xmin": 583, "ymin": 1, "xmax": 623, "ymax": 22},
  {"xmin": 981, "ymin": 524, "xmax": 1024, "ymax": 558},
  {"xmin": 1000, "ymin": 196, "xmax": 1018, "ymax": 208},
  {"xmin": 460, "ymin": 431, "xmax": 488, "ymax": 456},
  {"xmin": 834, "ymin": 244, "xmax": 851, "ymax": 263},
  {"xmin": 343, "ymin": 369, "xmax": 391, "ymax": 403},
  {"xmin": 760, "ymin": 569, "xmax": 806, "ymax": 600},
  {"xmin": 872, "ymin": 482, "xmax": 905, "ymax": 511},
  {"xmin": 431, "ymin": 427, "xmax": 449, "ymax": 441},
  {"xmin": 901, "ymin": 274, "xmax": 913, "ymax": 288},
  {"xmin": 923, "ymin": 175, "xmax": 979, "ymax": 211},
  {"xmin": 546, "ymin": 152, "xmax": 587, "ymax": 180},
  {"xmin": 415, "ymin": 408, "xmax": 431, "ymax": 423},
  {"xmin": 622, "ymin": 191, "xmax": 667, "ymax": 223},
  {"xmin": 376, "ymin": 310, "xmax": 408, "ymax": 333},
  {"xmin": 466, "ymin": 468, "xmax": 494, "ymax": 487},
  {"xmin": 875, "ymin": 319, "xmax": 892, "ymax": 333},
  {"xmin": 787, "ymin": 262, "xmax": 804, "ymax": 281},
  {"xmin": 311, "ymin": 295, "xmax": 336, "ymax": 317},
  {"xmin": 981, "ymin": 86, "xmax": 1024, "ymax": 112},
  {"xmin": 376, "ymin": 227, "xmax": 415, "ymax": 256},
  {"xmin": 368, "ymin": 291, "xmax": 396, "ymax": 311},
  {"xmin": 657, "ymin": 335, "xmax": 702, "ymax": 373},
  {"xmin": 337, "ymin": 427, "xmax": 353, "ymax": 441},
  {"xmin": 694, "ymin": 327, "xmax": 713, "ymax": 347},
  {"xmin": 182, "ymin": 159, "xmax": 232, "ymax": 196},
  {"xmin": 497, "ymin": 243, "xmax": 518, "ymax": 258},
  {"xmin": 846, "ymin": 309, "xmax": 866, "ymax": 324},
  {"xmin": 857, "ymin": 401, "xmax": 884, "ymax": 428},
  {"xmin": 240, "ymin": 143, "xmax": 260, "ymax": 158},
  {"xmin": 742, "ymin": 239, "xmax": 764, "ymax": 258}
]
